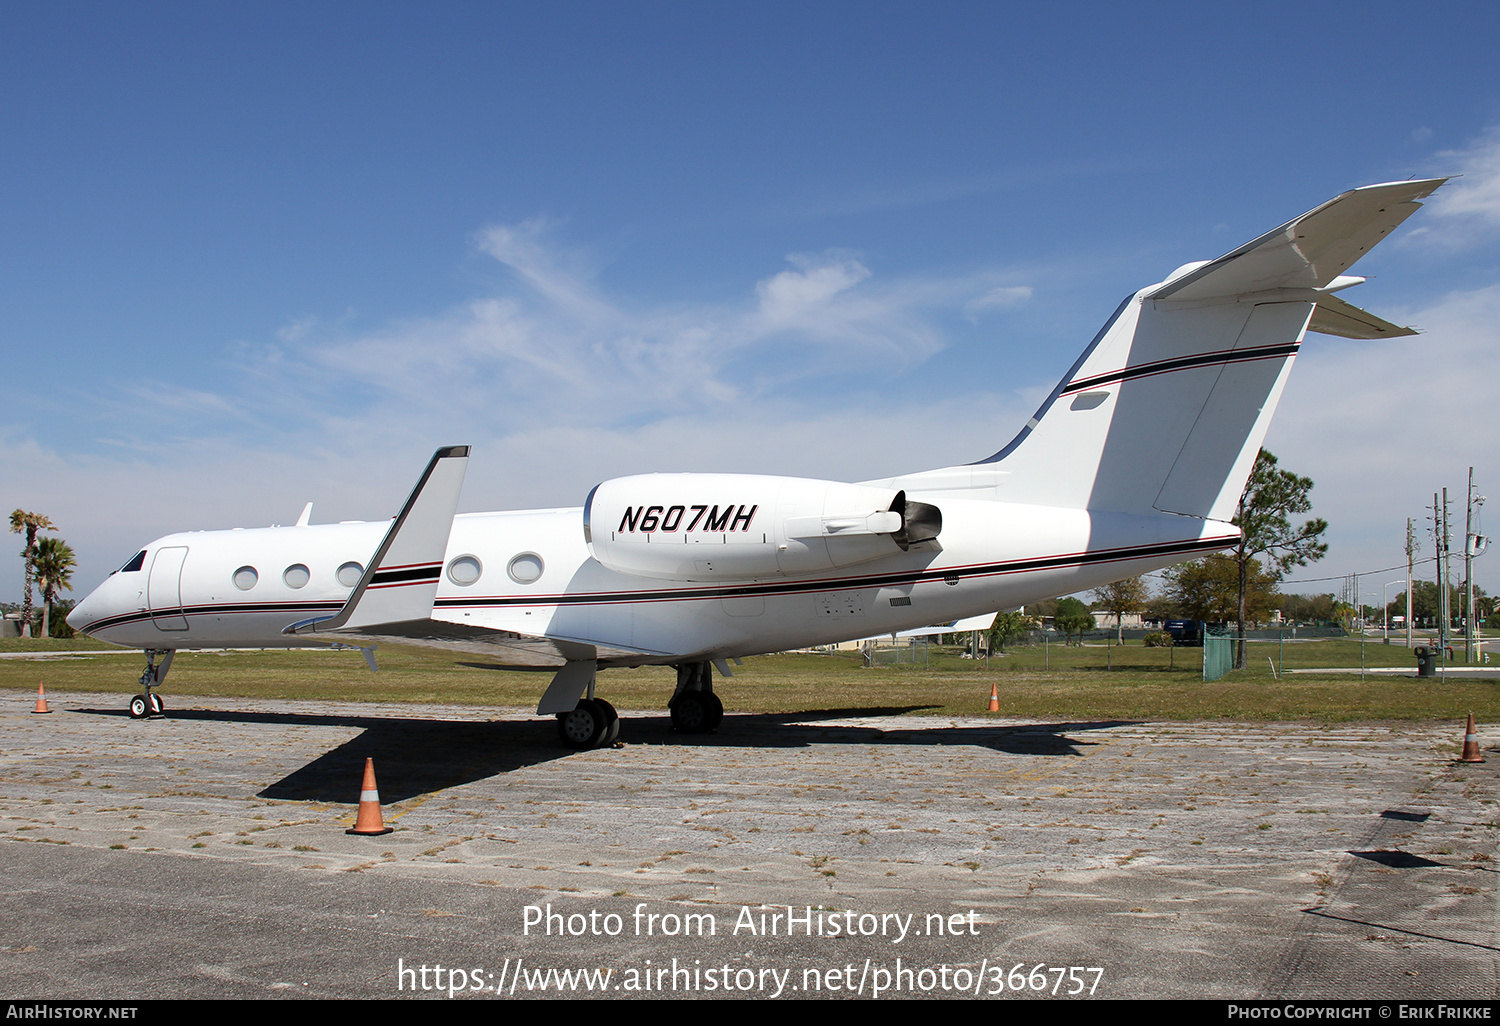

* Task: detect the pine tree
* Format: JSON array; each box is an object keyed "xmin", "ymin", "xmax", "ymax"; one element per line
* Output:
[{"xmin": 1231, "ymin": 451, "xmax": 1327, "ymax": 667}]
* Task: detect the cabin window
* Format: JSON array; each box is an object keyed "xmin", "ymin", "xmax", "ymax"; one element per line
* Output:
[
  {"xmin": 283, "ymin": 564, "xmax": 310, "ymax": 589},
  {"xmin": 507, "ymin": 552, "xmax": 543, "ymax": 585},
  {"xmin": 447, "ymin": 555, "xmax": 482, "ymax": 586},
  {"xmin": 336, "ymin": 562, "xmax": 363, "ymax": 588},
  {"xmin": 233, "ymin": 566, "xmax": 259, "ymax": 591}
]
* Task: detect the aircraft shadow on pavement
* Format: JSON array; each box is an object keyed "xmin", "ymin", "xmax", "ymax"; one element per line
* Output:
[
  {"xmin": 70, "ymin": 704, "xmax": 1133, "ymax": 803},
  {"xmin": 252, "ymin": 711, "xmax": 1133, "ymax": 802}
]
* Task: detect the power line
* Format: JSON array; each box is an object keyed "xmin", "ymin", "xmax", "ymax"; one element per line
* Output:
[
  {"xmin": 1279, "ymin": 556, "xmax": 1437, "ymax": 586},
  {"xmin": 1147, "ymin": 556, "xmax": 1445, "ymax": 588},
  {"xmin": 1146, "ymin": 552, "xmax": 1440, "ymax": 585}
]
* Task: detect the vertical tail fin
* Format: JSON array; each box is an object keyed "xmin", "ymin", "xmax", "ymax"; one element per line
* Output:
[{"xmin": 962, "ymin": 179, "xmax": 1445, "ymax": 519}]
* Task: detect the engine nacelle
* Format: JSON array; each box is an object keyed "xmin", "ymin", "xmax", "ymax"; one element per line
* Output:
[{"xmin": 583, "ymin": 473, "xmax": 940, "ymax": 581}]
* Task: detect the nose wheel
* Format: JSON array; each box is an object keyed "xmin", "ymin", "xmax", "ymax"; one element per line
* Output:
[{"xmin": 128, "ymin": 690, "xmax": 166, "ymax": 719}]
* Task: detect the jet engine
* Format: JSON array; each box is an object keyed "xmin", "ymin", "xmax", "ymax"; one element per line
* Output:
[{"xmin": 583, "ymin": 473, "xmax": 940, "ymax": 582}]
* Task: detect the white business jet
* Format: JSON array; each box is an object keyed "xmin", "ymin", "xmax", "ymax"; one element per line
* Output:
[{"xmin": 68, "ymin": 179, "xmax": 1444, "ymax": 747}]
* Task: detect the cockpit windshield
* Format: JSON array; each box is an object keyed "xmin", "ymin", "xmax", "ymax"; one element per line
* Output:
[{"xmin": 114, "ymin": 550, "xmax": 147, "ymax": 574}]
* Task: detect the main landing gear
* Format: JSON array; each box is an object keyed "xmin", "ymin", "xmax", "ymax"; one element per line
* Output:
[
  {"xmin": 549, "ymin": 657, "xmax": 725, "ymax": 750},
  {"xmin": 128, "ymin": 649, "xmax": 173, "ymax": 719},
  {"xmin": 556, "ymin": 697, "xmax": 620, "ymax": 750},
  {"xmin": 546, "ymin": 660, "xmax": 620, "ymax": 751},
  {"xmin": 669, "ymin": 661, "xmax": 723, "ymax": 734}
]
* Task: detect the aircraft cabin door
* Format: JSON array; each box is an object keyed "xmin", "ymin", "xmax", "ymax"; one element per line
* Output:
[{"xmin": 147, "ymin": 546, "xmax": 190, "ymax": 631}]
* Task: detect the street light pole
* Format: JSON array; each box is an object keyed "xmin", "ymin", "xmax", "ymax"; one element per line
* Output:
[{"xmin": 1383, "ymin": 580, "xmax": 1404, "ymax": 645}]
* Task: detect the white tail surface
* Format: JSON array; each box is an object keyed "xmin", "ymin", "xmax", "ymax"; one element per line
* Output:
[{"xmin": 888, "ymin": 179, "xmax": 1444, "ymax": 520}]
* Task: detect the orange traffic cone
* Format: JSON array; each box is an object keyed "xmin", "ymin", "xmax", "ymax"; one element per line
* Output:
[
  {"xmin": 346, "ymin": 758, "xmax": 394, "ymax": 835},
  {"xmin": 1458, "ymin": 712, "xmax": 1485, "ymax": 764},
  {"xmin": 32, "ymin": 682, "xmax": 50, "ymax": 715},
  {"xmin": 987, "ymin": 680, "xmax": 1000, "ymax": 713}
]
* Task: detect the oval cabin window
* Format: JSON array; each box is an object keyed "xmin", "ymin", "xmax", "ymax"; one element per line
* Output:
[
  {"xmin": 507, "ymin": 553, "xmax": 544, "ymax": 585},
  {"xmin": 447, "ymin": 555, "xmax": 482, "ymax": 586}
]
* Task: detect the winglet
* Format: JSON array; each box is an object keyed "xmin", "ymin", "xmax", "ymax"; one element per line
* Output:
[{"xmin": 285, "ymin": 446, "xmax": 470, "ymax": 636}]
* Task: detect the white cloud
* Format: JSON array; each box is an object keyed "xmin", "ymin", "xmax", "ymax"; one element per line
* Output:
[
  {"xmin": 276, "ymin": 315, "xmax": 319, "ymax": 343},
  {"xmin": 247, "ymin": 230, "xmax": 1003, "ymax": 443},
  {"xmin": 754, "ymin": 253, "xmax": 871, "ymax": 326},
  {"xmin": 475, "ymin": 218, "xmax": 616, "ymax": 326},
  {"xmin": 2, "ymin": 223, "xmax": 1035, "ymax": 595},
  {"xmin": 964, "ymin": 285, "xmax": 1033, "ymax": 319},
  {"xmin": 1419, "ymin": 128, "xmax": 1500, "ymax": 241}
]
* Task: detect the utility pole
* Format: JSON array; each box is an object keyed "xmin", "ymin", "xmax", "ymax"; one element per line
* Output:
[
  {"xmin": 1466, "ymin": 468, "xmax": 1488, "ymax": 663},
  {"xmin": 1406, "ymin": 517, "xmax": 1415, "ymax": 649},
  {"xmin": 1466, "ymin": 468, "xmax": 1475, "ymax": 663},
  {"xmin": 1433, "ymin": 492, "xmax": 1447, "ymax": 665},
  {"xmin": 1442, "ymin": 489, "xmax": 1453, "ymax": 670},
  {"xmin": 1354, "ymin": 571, "xmax": 1362, "ymax": 637},
  {"xmin": 1355, "ymin": 570, "xmax": 1364, "ymax": 671}
]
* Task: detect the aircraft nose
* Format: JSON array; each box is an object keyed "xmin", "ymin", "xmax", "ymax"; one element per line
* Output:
[{"xmin": 66, "ymin": 585, "xmax": 102, "ymax": 633}]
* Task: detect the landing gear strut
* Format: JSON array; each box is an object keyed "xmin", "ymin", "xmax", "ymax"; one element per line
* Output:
[
  {"xmin": 669, "ymin": 661, "xmax": 723, "ymax": 734},
  {"xmin": 544, "ymin": 659, "xmax": 621, "ymax": 750},
  {"xmin": 129, "ymin": 649, "xmax": 173, "ymax": 719}
]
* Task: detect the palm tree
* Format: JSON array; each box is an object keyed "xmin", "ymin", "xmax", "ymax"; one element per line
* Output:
[
  {"xmin": 9, "ymin": 510, "xmax": 56, "ymax": 638},
  {"xmin": 32, "ymin": 537, "xmax": 76, "ymax": 639}
]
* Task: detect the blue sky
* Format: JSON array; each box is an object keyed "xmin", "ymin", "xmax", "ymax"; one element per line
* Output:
[{"xmin": 6, "ymin": 2, "xmax": 1500, "ymax": 609}]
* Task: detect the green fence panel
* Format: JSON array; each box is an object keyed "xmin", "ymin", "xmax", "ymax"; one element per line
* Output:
[{"xmin": 1202, "ymin": 629, "xmax": 1234, "ymax": 682}]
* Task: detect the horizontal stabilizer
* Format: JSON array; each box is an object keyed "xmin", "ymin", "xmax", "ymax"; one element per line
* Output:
[
  {"xmin": 285, "ymin": 445, "xmax": 469, "ymax": 637},
  {"xmin": 848, "ymin": 610, "xmax": 999, "ymax": 643},
  {"xmin": 1307, "ymin": 293, "xmax": 1417, "ymax": 339},
  {"xmin": 949, "ymin": 611, "xmax": 998, "ymax": 632},
  {"xmin": 1149, "ymin": 179, "xmax": 1446, "ymax": 302}
]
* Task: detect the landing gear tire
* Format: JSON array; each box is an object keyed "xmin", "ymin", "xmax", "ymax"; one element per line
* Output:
[
  {"xmin": 128, "ymin": 695, "xmax": 148, "ymax": 719},
  {"xmin": 703, "ymin": 692, "xmax": 723, "ymax": 732},
  {"xmin": 594, "ymin": 698, "xmax": 621, "ymax": 746},
  {"xmin": 557, "ymin": 699, "xmax": 607, "ymax": 750},
  {"xmin": 670, "ymin": 692, "xmax": 723, "ymax": 734},
  {"xmin": 147, "ymin": 693, "xmax": 165, "ymax": 717}
]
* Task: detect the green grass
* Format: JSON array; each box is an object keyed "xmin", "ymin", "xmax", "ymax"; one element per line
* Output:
[
  {"xmin": 1, "ymin": 636, "xmax": 1494, "ymax": 722},
  {"xmin": 0, "ymin": 637, "xmax": 131, "ymax": 653}
]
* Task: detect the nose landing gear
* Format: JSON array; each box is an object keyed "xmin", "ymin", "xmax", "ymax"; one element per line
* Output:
[{"xmin": 128, "ymin": 649, "xmax": 173, "ymax": 719}]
